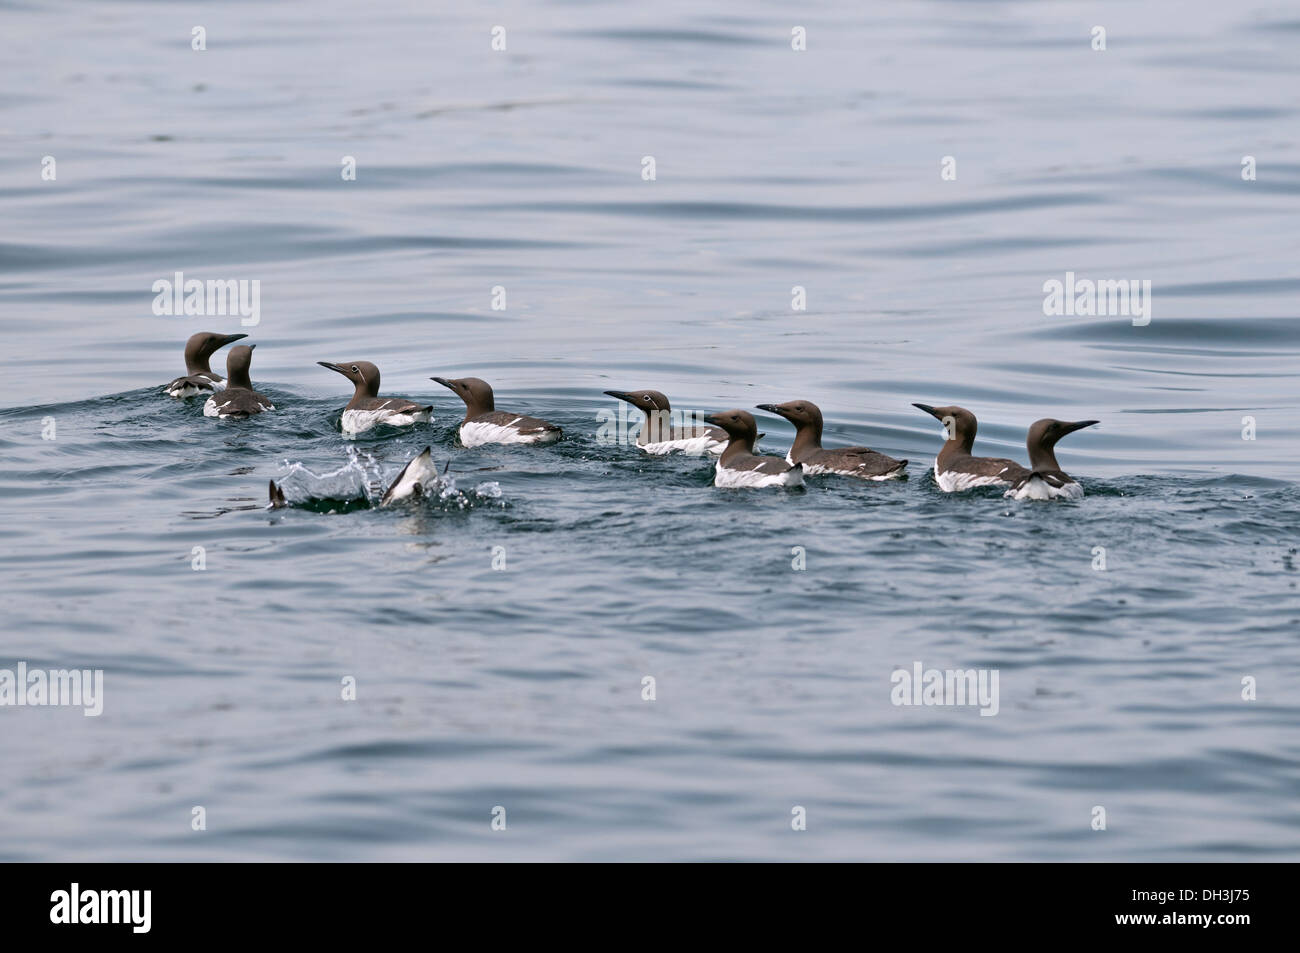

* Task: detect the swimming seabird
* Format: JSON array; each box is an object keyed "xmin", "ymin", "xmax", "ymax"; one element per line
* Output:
[
  {"xmin": 1004, "ymin": 418, "xmax": 1098, "ymax": 500},
  {"xmin": 757, "ymin": 400, "xmax": 907, "ymax": 480},
  {"xmin": 203, "ymin": 345, "xmax": 274, "ymax": 418},
  {"xmin": 317, "ymin": 361, "xmax": 432, "ymax": 436},
  {"xmin": 604, "ymin": 389, "xmax": 729, "ymax": 455},
  {"xmin": 703, "ymin": 409, "xmax": 804, "ymax": 488},
  {"xmin": 165, "ymin": 331, "xmax": 247, "ymax": 398},
  {"xmin": 911, "ymin": 403, "xmax": 1027, "ymax": 491},
  {"xmin": 431, "ymin": 376, "xmax": 561, "ymax": 446}
]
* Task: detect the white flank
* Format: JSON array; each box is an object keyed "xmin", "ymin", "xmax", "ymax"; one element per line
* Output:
[
  {"xmin": 641, "ymin": 433, "xmax": 726, "ymax": 456},
  {"xmin": 714, "ymin": 462, "xmax": 804, "ymax": 488},
  {"xmin": 166, "ymin": 378, "xmax": 224, "ymax": 399},
  {"xmin": 460, "ymin": 418, "xmax": 560, "ymax": 447},
  {"xmin": 1005, "ymin": 476, "xmax": 1084, "ymax": 501},
  {"xmin": 934, "ymin": 461, "xmax": 1011, "ymax": 492},
  {"xmin": 203, "ymin": 394, "xmax": 274, "ymax": 418},
  {"xmin": 787, "ymin": 454, "xmax": 905, "ymax": 480},
  {"xmin": 341, "ymin": 405, "xmax": 432, "ymax": 436}
]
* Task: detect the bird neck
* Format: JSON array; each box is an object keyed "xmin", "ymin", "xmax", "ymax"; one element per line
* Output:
[{"xmin": 789, "ymin": 421, "xmax": 822, "ymax": 462}]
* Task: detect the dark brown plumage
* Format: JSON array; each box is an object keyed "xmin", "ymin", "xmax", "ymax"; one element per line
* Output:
[{"xmin": 757, "ymin": 400, "xmax": 906, "ymax": 479}]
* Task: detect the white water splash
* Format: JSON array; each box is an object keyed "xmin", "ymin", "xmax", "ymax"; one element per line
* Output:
[
  {"xmin": 275, "ymin": 448, "xmax": 497, "ymax": 508},
  {"xmin": 276, "ymin": 449, "xmax": 374, "ymax": 502}
]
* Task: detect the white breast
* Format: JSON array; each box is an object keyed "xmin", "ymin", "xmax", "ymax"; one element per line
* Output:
[
  {"xmin": 460, "ymin": 418, "xmax": 559, "ymax": 447},
  {"xmin": 714, "ymin": 462, "xmax": 804, "ymax": 488},
  {"xmin": 1005, "ymin": 476, "xmax": 1084, "ymax": 501},
  {"xmin": 341, "ymin": 405, "xmax": 433, "ymax": 436},
  {"xmin": 934, "ymin": 461, "xmax": 1012, "ymax": 492}
]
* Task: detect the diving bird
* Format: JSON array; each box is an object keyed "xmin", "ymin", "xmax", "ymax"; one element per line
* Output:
[
  {"xmin": 268, "ymin": 480, "xmax": 288, "ymax": 509},
  {"xmin": 911, "ymin": 403, "xmax": 1028, "ymax": 491},
  {"xmin": 165, "ymin": 331, "xmax": 247, "ymax": 397},
  {"xmin": 317, "ymin": 361, "xmax": 432, "ymax": 436},
  {"xmin": 431, "ymin": 376, "xmax": 561, "ymax": 447},
  {"xmin": 380, "ymin": 446, "xmax": 442, "ymax": 505},
  {"xmin": 204, "ymin": 345, "xmax": 274, "ymax": 418},
  {"xmin": 703, "ymin": 409, "xmax": 804, "ymax": 488},
  {"xmin": 268, "ymin": 446, "xmax": 443, "ymax": 509},
  {"xmin": 757, "ymin": 400, "xmax": 907, "ymax": 480},
  {"xmin": 604, "ymin": 389, "xmax": 729, "ymax": 455},
  {"xmin": 1004, "ymin": 418, "xmax": 1098, "ymax": 501}
]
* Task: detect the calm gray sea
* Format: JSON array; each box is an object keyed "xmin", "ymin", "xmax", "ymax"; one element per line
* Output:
[{"xmin": 1, "ymin": 0, "xmax": 1298, "ymax": 861}]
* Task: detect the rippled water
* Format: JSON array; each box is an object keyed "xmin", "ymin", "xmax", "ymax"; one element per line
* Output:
[{"xmin": 2, "ymin": 0, "xmax": 1298, "ymax": 861}]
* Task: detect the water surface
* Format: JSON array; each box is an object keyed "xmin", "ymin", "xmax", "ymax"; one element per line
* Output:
[{"xmin": 1, "ymin": 0, "xmax": 1298, "ymax": 861}]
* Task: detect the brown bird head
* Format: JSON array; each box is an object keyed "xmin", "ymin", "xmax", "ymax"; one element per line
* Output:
[
  {"xmin": 431, "ymin": 376, "xmax": 495, "ymax": 417},
  {"xmin": 702, "ymin": 408, "xmax": 759, "ymax": 451},
  {"xmin": 1026, "ymin": 418, "xmax": 1098, "ymax": 470},
  {"xmin": 912, "ymin": 403, "xmax": 977, "ymax": 452},
  {"xmin": 318, "ymin": 360, "xmax": 381, "ymax": 399},
  {"xmin": 184, "ymin": 331, "xmax": 247, "ymax": 374},
  {"xmin": 225, "ymin": 344, "xmax": 256, "ymax": 390},
  {"xmin": 757, "ymin": 399, "xmax": 825, "ymax": 454},
  {"xmin": 604, "ymin": 389, "xmax": 671, "ymax": 414}
]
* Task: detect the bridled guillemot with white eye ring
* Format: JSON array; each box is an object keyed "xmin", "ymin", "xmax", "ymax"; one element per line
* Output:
[
  {"xmin": 317, "ymin": 360, "xmax": 432, "ymax": 436},
  {"xmin": 704, "ymin": 409, "xmax": 803, "ymax": 488},
  {"xmin": 757, "ymin": 400, "xmax": 906, "ymax": 480},
  {"xmin": 165, "ymin": 331, "xmax": 247, "ymax": 397},
  {"xmin": 431, "ymin": 376, "xmax": 561, "ymax": 447},
  {"xmin": 604, "ymin": 389, "xmax": 731, "ymax": 455}
]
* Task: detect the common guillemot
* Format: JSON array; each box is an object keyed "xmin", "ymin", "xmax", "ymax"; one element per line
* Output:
[
  {"xmin": 268, "ymin": 480, "xmax": 288, "ymax": 509},
  {"xmin": 317, "ymin": 361, "xmax": 433, "ymax": 436},
  {"xmin": 268, "ymin": 446, "xmax": 443, "ymax": 508},
  {"xmin": 165, "ymin": 331, "xmax": 247, "ymax": 397},
  {"xmin": 1004, "ymin": 418, "xmax": 1098, "ymax": 500},
  {"xmin": 431, "ymin": 376, "xmax": 561, "ymax": 446},
  {"xmin": 911, "ymin": 403, "xmax": 1028, "ymax": 491},
  {"xmin": 604, "ymin": 389, "xmax": 729, "ymax": 455},
  {"xmin": 756, "ymin": 400, "xmax": 907, "ymax": 480},
  {"xmin": 379, "ymin": 446, "xmax": 441, "ymax": 504},
  {"xmin": 703, "ymin": 410, "xmax": 804, "ymax": 488},
  {"xmin": 204, "ymin": 345, "xmax": 274, "ymax": 418}
]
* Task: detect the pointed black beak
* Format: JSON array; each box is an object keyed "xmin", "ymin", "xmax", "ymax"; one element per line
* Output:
[
  {"xmin": 317, "ymin": 361, "xmax": 346, "ymax": 376},
  {"xmin": 246, "ymin": 343, "xmax": 256, "ymax": 351},
  {"xmin": 1062, "ymin": 419, "xmax": 1099, "ymax": 436},
  {"xmin": 702, "ymin": 413, "xmax": 722, "ymax": 426},
  {"xmin": 604, "ymin": 390, "xmax": 632, "ymax": 403},
  {"xmin": 217, "ymin": 333, "xmax": 248, "ymax": 348},
  {"xmin": 430, "ymin": 377, "xmax": 455, "ymax": 390},
  {"xmin": 755, "ymin": 403, "xmax": 781, "ymax": 414},
  {"xmin": 912, "ymin": 402, "xmax": 939, "ymax": 419}
]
